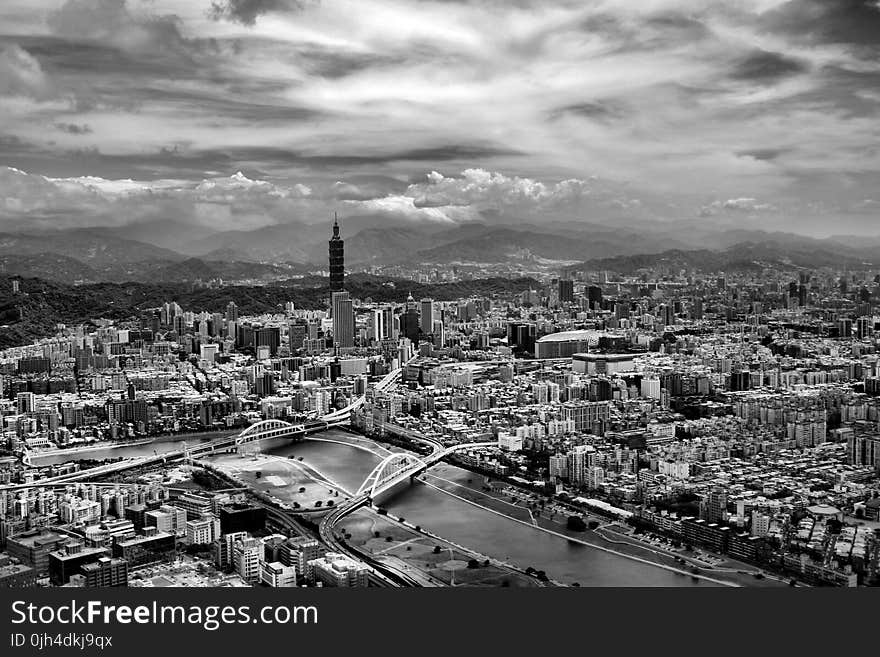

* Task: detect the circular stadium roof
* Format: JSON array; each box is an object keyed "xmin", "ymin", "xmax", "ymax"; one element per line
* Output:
[{"xmin": 537, "ymin": 330, "xmax": 602, "ymax": 344}]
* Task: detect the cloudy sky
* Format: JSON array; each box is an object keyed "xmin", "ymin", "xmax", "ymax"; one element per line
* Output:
[{"xmin": 0, "ymin": 0, "xmax": 879, "ymax": 236}]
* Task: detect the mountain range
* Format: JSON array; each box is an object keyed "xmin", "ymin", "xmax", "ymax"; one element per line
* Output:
[{"xmin": 0, "ymin": 219, "xmax": 877, "ymax": 284}]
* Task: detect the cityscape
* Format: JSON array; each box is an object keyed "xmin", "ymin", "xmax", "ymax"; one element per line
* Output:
[{"xmin": 1, "ymin": 1, "xmax": 879, "ymax": 590}]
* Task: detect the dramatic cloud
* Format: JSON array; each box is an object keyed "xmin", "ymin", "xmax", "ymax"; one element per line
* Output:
[
  {"xmin": 208, "ymin": 0, "xmax": 310, "ymax": 26},
  {"xmin": 0, "ymin": 0, "xmax": 878, "ymax": 236},
  {"xmin": 47, "ymin": 0, "xmax": 190, "ymax": 55},
  {"xmin": 407, "ymin": 169, "xmax": 590, "ymax": 211},
  {"xmin": 0, "ymin": 166, "xmax": 313, "ymax": 231},
  {"xmin": 0, "ymin": 45, "xmax": 53, "ymax": 100}
]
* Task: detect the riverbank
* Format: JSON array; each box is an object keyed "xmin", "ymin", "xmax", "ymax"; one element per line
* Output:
[
  {"xmin": 348, "ymin": 427, "xmax": 787, "ymax": 587},
  {"xmin": 416, "ymin": 469, "xmax": 740, "ymax": 587},
  {"xmin": 338, "ymin": 506, "xmax": 547, "ymax": 587},
  {"xmin": 28, "ymin": 429, "xmax": 239, "ymax": 466}
]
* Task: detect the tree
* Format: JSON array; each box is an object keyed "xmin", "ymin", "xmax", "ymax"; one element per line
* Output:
[
  {"xmin": 432, "ymin": 546, "xmax": 441, "ymax": 554},
  {"xmin": 467, "ymin": 559, "xmax": 480, "ymax": 569},
  {"xmin": 567, "ymin": 516, "xmax": 587, "ymax": 532}
]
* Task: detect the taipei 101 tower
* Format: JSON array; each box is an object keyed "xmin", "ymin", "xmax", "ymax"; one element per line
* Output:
[{"xmin": 329, "ymin": 212, "xmax": 344, "ymax": 292}]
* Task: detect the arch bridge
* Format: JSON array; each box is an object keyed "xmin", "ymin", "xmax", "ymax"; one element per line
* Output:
[
  {"xmin": 355, "ymin": 441, "xmax": 498, "ymax": 501},
  {"xmin": 356, "ymin": 453, "xmax": 428, "ymax": 499}
]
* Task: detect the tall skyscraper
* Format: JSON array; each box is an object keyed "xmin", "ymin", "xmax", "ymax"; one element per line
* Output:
[
  {"xmin": 400, "ymin": 293, "xmax": 420, "ymax": 345},
  {"xmin": 369, "ymin": 309, "xmax": 385, "ymax": 343},
  {"xmin": 419, "ymin": 298, "xmax": 434, "ymax": 335},
  {"xmin": 329, "ymin": 213, "xmax": 344, "ymax": 293},
  {"xmin": 557, "ymin": 279, "xmax": 574, "ymax": 304},
  {"xmin": 332, "ymin": 291, "xmax": 354, "ymax": 349}
]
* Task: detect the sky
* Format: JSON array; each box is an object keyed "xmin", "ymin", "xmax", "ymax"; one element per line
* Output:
[{"xmin": 0, "ymin": 0, "xmax": 879, "ymax": 237}]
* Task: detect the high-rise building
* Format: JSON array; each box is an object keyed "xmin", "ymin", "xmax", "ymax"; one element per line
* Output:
[
  {"xmin": 289, "ymin": 322, "xmax": 307, "ymax": 352},
  {"xmin": 369, "ymin": 309, "xmax": 385, "ymax": 343},
  {"xmin": 419, "ymin": 298, "xmax": 434, "ymax": 335},
  {"xmin": 329, "ymin": 213, "xmax": 344, "ymax": 293},
  {"xmin": 381, "ymin": 305, "xmax": 395, "ymax": 340},
  {"xmin": 332, "ymin": 291, "xmax": 355, "ymax": 349},
  {"xmin": 703, "ymin": 487, "xmax": 728, "ymax": 523},
  {"xmin": 233, "ymin": 536, "xmax": 262, "ymax": 583},
  {"xmin": 557, "ymin": 279, "xmax": 574, "ymax": 304},
  {"xmin": 16, "ymin": 392, "xmax": 35, "ymax": 414},
  {"xmin": 279, "ymin": 537, "xmax": 321, "ymax": 581},
  {"xmin": 400, "ymin": 293, "xmax": 420, "ymax": 345}
]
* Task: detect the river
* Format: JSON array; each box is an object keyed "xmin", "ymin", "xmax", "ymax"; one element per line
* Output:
[
  {"xmin": 36, "ymin": 428, "xmax": 712, "ymax": 586},
  {"xmin": 248, "ymin": 431, "xmax": 713, "ymax": 586},
  {"xmin": 29, "ymin": 430, "xmax": 239, "ymax": 467}
]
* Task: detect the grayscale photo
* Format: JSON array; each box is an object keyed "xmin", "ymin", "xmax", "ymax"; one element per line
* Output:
[{"xmin": 0, "ymin": 0, "xmax": 879, "ymax": 592}]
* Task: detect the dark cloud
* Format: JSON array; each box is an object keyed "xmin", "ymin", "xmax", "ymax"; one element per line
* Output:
[
  {"xmin": 208, "ymin": 0, "xmax": 309, "ymax": 26},
  {"xmin": 13, "ymin": 36, "xmax": 196, "ymax": 81},
  {"xmin": 640, "ymin": 11, "xmax": 712, "ymax": 47},
  {"xmin": 201, "ymin": 144, "xmax": 522, "ymax": 172},
  {"xmin": 0, "ymin": 44, "xmax": 53, "ymax": 99},
  {"xmin": 123, "ymin": 85, "xmax": 321, "ymax": 122},
  {"xmin": 730, "ymin": 49, "xmax": 808, "ymax": 81},
  {"xmin": 0, "ymin": 143, "xmax": 519, "ymax": 182},
  {"xmin": 550, "ymin": 101, "xmax": 626, "ymax": 123},
  {"xmin": 575, "ymin": 10, "xmax": 711, "ymax": 56},
  {"xmin": 736, "ymin": 148, "xmax": 788, "ymax": 162},
  {"xmin": 299, "ymin": 49, "xmax": 405, "ymax": 79},
  {"xmin": 48, "ymin": 0, "xmax": 190, "ymax": 55},
  {"xmin": 54, "ymin": 122, "xmax": 92, "ymax": 134},
  {"xmin": 764, "ymin": 0, "xmax": 880, "ymax": 48},
  {"xmin": 767, "ymin": 65, "xmax": 880, "ymax": 120}
]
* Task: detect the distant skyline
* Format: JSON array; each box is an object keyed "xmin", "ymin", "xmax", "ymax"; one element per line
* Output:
[{"xmin": 0, "ymin": 0, "xmax": 879, "ymax": 236}]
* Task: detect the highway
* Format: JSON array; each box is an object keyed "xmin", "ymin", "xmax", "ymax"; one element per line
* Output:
[{"xmin": 318, "ymin": 495, "xmax": 421, "ymax": 587}]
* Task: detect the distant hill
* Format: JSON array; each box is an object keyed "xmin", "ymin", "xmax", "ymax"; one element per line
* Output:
[
  {"xmin": 0, "ymin": 253, "xmax": 99, "ymax": 282},
  {"xmin": 0, "ymin": 229, "xmax": 184, "ymax": 278},
  {"xmin": 576, "ymin": 241, "xmax": 878, "ymax": 274},
  {"xmin": 3, "ymin": 222, "xmax": 880, "ymax": 283},
  {"xmin": 412, "ymin": 226, "xmax": 689, "ymax": 264},
  {"xmin": 148, "ymin": 258, "xmax": 298, "ymax": 282},
  {"xmin": 182, "ymin": 222, "xmax": 318, "ymax": 262}
]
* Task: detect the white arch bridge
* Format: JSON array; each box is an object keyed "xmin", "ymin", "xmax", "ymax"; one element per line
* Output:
[
  {"xmin": 355, "ymin": 442, "xmax": 497, "ymax": 501},
  {"xmin": 234, "ymin": 418, "xmax": 347, "ymax": 446},
  {"xmin": 234, "ymin": 363, "xmax": 406, "ymax": 447}
]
